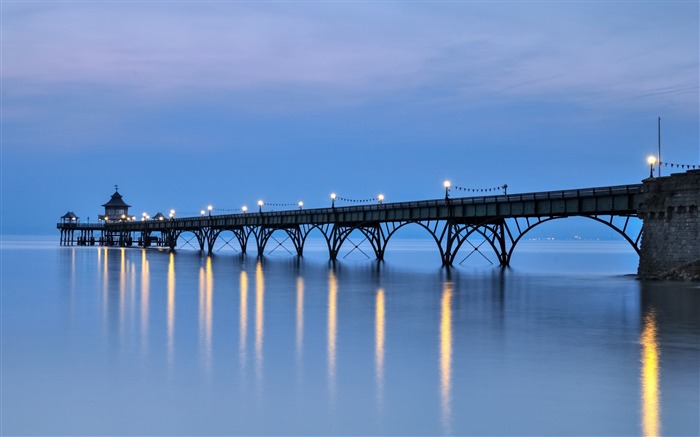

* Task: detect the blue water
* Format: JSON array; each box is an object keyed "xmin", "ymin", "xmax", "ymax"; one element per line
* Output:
[{"xmin": 2, "ymin": 236, "xmax": 699, "ymax": 435}]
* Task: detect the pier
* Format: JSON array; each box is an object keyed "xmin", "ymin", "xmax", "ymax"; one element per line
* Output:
[
  {"xmin": 58, "ymin": 183, "xmax": 647, "ymax": 267},
  {"xmin": 57, "ymin": 171, "xmax": 700, "ymax": 275}
]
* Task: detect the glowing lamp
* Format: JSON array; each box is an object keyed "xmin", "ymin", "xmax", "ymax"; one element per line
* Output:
[{"xmin": 647, "ymin": 155, "xmax": 657, "ymax": 178}]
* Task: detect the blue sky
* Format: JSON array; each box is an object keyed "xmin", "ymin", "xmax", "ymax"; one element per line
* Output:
[{"xmin": 2, "ymin": 1, "xmax": 698, "ymax": 237}]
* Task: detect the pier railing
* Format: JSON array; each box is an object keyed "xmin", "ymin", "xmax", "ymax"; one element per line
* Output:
[
  {"xmin": 55, "ymin": 222, "xmax": 106, "ymax": 229},
  {"xmin": 78, "ymin": 183, "xmax": 642, "ymax": 231}
]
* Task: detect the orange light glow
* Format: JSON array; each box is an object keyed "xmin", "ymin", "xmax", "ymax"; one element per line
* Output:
[{"xmin": 641, "ymin": 311, "xmax": 661, "ymax": 437}]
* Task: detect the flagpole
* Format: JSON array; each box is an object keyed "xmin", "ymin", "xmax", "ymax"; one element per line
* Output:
[{"xmin": 658, "ymin": 116, "xmax": 661, "ymax": 177}]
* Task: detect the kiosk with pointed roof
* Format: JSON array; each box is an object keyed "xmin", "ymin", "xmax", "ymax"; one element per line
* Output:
[
  {"xmin": 60, "ymin": 211, "xmax": 79, "ymax": 224},
  {"xmin": 99, "ymin": 185, "xmax": 132, "ymax": 222}
]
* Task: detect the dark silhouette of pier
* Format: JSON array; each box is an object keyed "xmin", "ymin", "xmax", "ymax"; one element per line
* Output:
[{"xmin": 58, "ymin": 183, "xmax": 643, "ymax": 267}]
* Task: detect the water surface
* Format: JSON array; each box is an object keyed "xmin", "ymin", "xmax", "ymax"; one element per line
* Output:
[{"xmin": 2, "ymin": 237, "xmax": 698, "ymax": 435}]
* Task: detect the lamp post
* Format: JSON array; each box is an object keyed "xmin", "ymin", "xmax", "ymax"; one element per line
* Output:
[
  {"xmin": 298, "ymin": 201, "xmax": 304, "ymax": 210},
  {"xmin": 207, "ymin": 205, "xmax": 213, "ymax": 217},
  {"xmin": 258, "ymin": 200, "xmax": 264, "ymax": 213},
  {"xmin": 200, "ymin": 210, "xmax": 205, "ymax": 216},
  {"xmin": 443, "ymin": 180, "xmax": 451, "ymax": 200},
  {"xmin": 169, "ymin": 209, "xmax": 175, "ymax": 220},
  {"xmin": 242, "ymin": 205, "xmax": 248, "ymax": 214},
  {"xmin": 647, "ymin": 156, "xmax": 657, "ymax": 178},
  {"xmin": 331, "ymin": 193, "xmax": 337, "ymax": 209},
  {"xmin": 377, "ymin": 194, "xmax": 384, "ymax": 205}
]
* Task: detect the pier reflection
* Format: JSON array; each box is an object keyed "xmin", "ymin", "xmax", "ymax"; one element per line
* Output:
[
  {"xmin": 140, "ymin": 250, "xmax": 150, "ymax": 351},
  {"xmin": 440, "ymin": 280, "xmax": 453, "ymax": 434},
  {"xmin": 119, "ymin": 248, "xmax": 126, "ymax": 336},
  {"xmin": 296, "ymin": 276, "xmax": 304, "ymax": 366},
  {"xmin": 199, "ymin": 257, "xmax": 214, "ymax": 373},
  {"xmin": 255, "ymin": 261, "xmax": 265, "ymax": 386},
  {"xmin": 239, "ymin": 270, "xmax": 249, "ymax": 371},
  {"xmin": 641, "ymin": 310, "xmax": 660, "ymax": 437},
  {"xmin": 375, "ymin": 287, "xmax": 385, "ymax": 411},
  {"xmin": 100, "ymin": 247, "xmax": 109, "ymax": 325},
  {"xmin": 328, "ymin": 269, "xmax": 338, "ymax": 400},
  {"xmin": 167, "ymin": 252, "xmax": 176, "ymax": 368}
]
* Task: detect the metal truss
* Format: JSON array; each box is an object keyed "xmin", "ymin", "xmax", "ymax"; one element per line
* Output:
[
  {"xmin": 438, "ymin": 214, "xmax": 642, "ymax": 267},
  {"xmin": 117, "ymin": 214, "xmax": 643, "ymax": 267}
]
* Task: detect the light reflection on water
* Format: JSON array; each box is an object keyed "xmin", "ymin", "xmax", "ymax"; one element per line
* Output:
[
  {"xmin": 239, "ymin": 269, "xmax": 248, "ymax": 373},
  {"xmin": 641, "ymin": 310, "xmax": 660, "ymax": 437},
  {"xmin": 140, "ymin": 250, "xmax": 149, "ymax": 353},
  {"xmin": 296, "ymin": 276, "xmax": 304, "ymax": 368},
  {"xmin": 199, "ymin": 257, "xmax": 214, "ymax": 374},
  {"xmin": 255, "ymin": 260, "xmax": 265, "ymax": 391},
  {"xmin": 375, "ymin": 287, "xmax": 385, "ymax": 416},
  {"xmin": 167, "ymin": 252, "xmax": 175, "ymax": 369},
  {"xmin": 439, "ymin": 280, "xmax": 453, "ymax": 434},
  {"xmin": 328, "ymin": 269, "xmax": 338, "ymax": 405},
  {"xmin": 1, "ymin": 239, "xmax": 699, "ymax": 436}
]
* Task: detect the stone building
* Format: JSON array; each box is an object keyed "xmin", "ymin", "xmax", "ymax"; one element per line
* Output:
[{"xmin": 638, "ymin": 170, "xmax": 700, "ymax": 279}]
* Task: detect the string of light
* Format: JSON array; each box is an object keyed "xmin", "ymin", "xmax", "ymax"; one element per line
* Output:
[
  {"xmin": 335, "ymin": 195, "xmax": 380, "ymax": 203},
  {"xmin": 264, "ymin": 202, "xmax": 299, "ymax": 207},
  {"xmin": 659, "ymin": 161, "xmax": 699, "ymax": 170},
  {"xmin": 452, "ymin": 184, "xmax": 508, "ymax": 194},
  {"xmin": 212, "ymin": 207, "xmax": 245, "ymax": 212}
]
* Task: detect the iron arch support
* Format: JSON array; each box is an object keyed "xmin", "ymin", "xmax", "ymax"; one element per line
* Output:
[
  {"xmin": 376, "ymin": 219, "xmax": 454, "ymax": 266},
  {"xmin": 361, "ymin": 220, "xmax": 427, "ymax": 262},
  {"xmin": 251, "ymin": 227, "xmax": 276, "ymax": 258},
  {"xmin": 226, "ymin": 227, "xmax": 252, "ymax": 254},
  {"xmin": 295, "ymin": 223, "xmax": 331, "ymax": 258},
  {"xmin": 354, "ymin": 225, "xmax": 388, "ymax": 261},
  {"xmin": 279, "ymin": 226, "xmax": 305, "ymax": 257},
  {"xmin": 503, "ymin": 214, "xmax": 641, "ymax": 267},
  {"xmin": 365, "ymin": 220, "xmax": 450, "ymax": 265},
  {"xmin": 205, "ymin": 228, "xmax": 223, "ymax": 255},
  {"xmin": 192, "ymin": 229, "xmax": 206, "ymax": 252},
  {"xmin": 586, "ymin": 215, "xmax": 642, "ymax": 255},
  {"xmin": 327, "ymin": 225, "xmax": 358, "ymax": 261},
  {"xmin": 446, "ymin": 221, "xmax": 506, "ymax": 267},
  {"xmin": 298, "ymin": 224, "xmax": 318, "ymax": 256}
]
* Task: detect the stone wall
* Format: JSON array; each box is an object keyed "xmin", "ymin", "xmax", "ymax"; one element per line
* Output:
[{"xmin": 637, "ymin": 170, "xmax": 700, "ymax": 279}]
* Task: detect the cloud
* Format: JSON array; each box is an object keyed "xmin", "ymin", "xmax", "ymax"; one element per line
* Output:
[{"xmin": 2, "ymin": 1, "xmax": 697, "ymax": 113}]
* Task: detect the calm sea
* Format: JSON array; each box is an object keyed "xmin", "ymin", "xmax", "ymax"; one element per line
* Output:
[{"xmin": 1, "ymin": 236, "xmax": 699, "ymax": 436}]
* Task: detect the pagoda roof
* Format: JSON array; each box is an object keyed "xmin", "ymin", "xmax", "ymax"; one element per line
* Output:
[
  {"xmin": 102, "ymin": 190, "xmax": 131, "ymax": 208},
  {"xmin": 61, "ymin": 211, "xmax": 79, "ymax": 219},
  {"xmin": 153, "ymin": 212, "xmax": 166, "ymax": 221}
]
